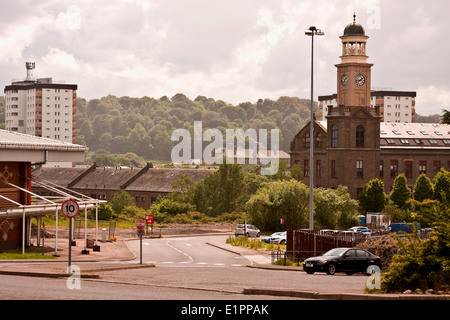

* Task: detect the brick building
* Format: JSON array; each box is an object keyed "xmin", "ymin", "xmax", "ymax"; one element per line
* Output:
[
  {"xmin": 0, "ymin": 129, "xmax": 88, "ymax": 251},
  {"xmin": 290, "ymin": 16, "xmax": 450, "ymax": 200},
  {"xmin": 32, "ymin": 164, "xmax": 215, "ymax": 210}
]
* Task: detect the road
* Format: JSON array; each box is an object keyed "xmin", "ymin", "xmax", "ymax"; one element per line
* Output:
[
  {"xmin": 0, "ymin": 235, "xmax": 371, "ymax": 303},
  {"xmin": 126, "ymin": 235, "xmax": 271, "ymax": 267}
]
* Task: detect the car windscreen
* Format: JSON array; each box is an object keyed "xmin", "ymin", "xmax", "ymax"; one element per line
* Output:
[{"xmin": 323, "ymin": 248, "xmax": 347, "ymax": 256}]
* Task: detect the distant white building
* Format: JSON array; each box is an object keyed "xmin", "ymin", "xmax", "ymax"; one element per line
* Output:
[
  {"xmin": 4, "ymin": 63, "xmax": 78, "ymax": 167},
  {"xmin": 318, "ymin": 90, "xmax": 416, "ymax": 123}
]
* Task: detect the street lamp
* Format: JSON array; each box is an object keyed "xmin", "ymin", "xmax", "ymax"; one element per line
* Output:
[{"xmin": 305, "ymin": 26, "xmax": 324, "ymax": 230}]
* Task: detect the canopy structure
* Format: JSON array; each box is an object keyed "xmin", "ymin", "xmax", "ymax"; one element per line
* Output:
[{"xmin": 0, "ymin": 129, "xmax": 105, "ymax": 254}]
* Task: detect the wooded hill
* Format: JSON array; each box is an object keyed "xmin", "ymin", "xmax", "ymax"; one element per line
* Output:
[{"xmin": 75, "ymin": 94, "xmax": 316, "ymax": 162}]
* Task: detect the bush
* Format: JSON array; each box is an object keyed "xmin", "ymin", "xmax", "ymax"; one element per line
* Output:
[
  {"xmin": 356, "ymin": 234, "xmax": 409, "ymax": 271},
  {"xmin": 381, "ymin": 224, "xmax": 450, "ymax": 293}
]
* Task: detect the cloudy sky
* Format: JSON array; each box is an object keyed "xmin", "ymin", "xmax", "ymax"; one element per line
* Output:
[{"xmin": 1, "ymin": 0, "xmax": 449, "ymax": 115}]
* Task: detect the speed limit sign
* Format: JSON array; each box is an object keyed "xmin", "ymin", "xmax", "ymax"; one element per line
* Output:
[{"xmin": 61, "ymin": 199, "xmax": 80, "ymax": 219}]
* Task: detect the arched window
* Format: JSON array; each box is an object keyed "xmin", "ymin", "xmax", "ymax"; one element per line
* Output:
[
  {"xmin": 331, "ymin": 125, "xmax": 338, "ymax": 148},
  {"xmin": 303, "ymin": 132, "xmax": 310, "ymax": 148},
  {"xmin": 316, "ymin": 133, "xmax": 323, "ymax": 148},
  {"xmin": 356, "ymin": 125, "xmax": 365, "ymax": 148}
]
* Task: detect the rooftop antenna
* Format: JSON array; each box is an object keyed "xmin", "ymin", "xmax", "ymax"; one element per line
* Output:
[{"xmin": 26, "ymin": 62, "xmax": 35, "ymax": 81}]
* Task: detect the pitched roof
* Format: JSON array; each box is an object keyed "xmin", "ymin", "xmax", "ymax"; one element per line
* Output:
[
  {"xmin": 125, "ymin": 168, "xmax": 215, "ymax": 193},
  {"xmin": 0, "ymin": 129, "xmax": 86, "ymax": 151}
]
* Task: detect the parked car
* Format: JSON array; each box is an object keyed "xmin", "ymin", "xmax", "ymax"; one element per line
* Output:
[
  {"xmin": 261, "ymin": 232, "xmax": 282, "ymax": 243},
  {"xmin": 303, "ymin": 248, "xmax": 382, "ymax": 276},
  {"xmin": 348, "ymin": 226, "xmax": 372, "ymax": 233},
  {"xmin": 270, "ymin": 231, "xmax": 286, "ymax": 244},
  {"xmin": 235, "ymin": 224, "xmax": 260, "ymax": 238},
  {"xmin": 386, "ymin": 223, "xmax": 421, "ymax": 233}
]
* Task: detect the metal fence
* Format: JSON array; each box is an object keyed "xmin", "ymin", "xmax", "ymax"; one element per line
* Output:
[{"xmin": 286, "ymin": 229, "xmax": 369, "ymax": 262}]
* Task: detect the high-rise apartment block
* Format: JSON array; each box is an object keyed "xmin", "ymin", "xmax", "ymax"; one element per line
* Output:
[
  {"xmin": 318, "ymin": 90, "xmax": 416, "ymax": 123},
  {"xmin": 4, "ymin": 63, "xmax": 78, "ymax": 144}
]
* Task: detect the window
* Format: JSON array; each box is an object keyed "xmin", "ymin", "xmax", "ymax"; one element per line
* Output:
[
  {"xmin": 331, "ymin": 125, "xmax": 338, "ymax": 148},
  {"xmin": 419, "ymin": 161, "xmax": 427, "ymax": 175},
  {"xmin": 380, "ymin": 160, "xmax": 384, "ymax": 178},
  {"xmin": 356, "ymin": 160, "xmax": 363, "ymax": 177},
  {"xmin": 316, "ymin": 160, "xmax": 322, "ymax": 177},
  {"xmin": 316, "ymin": 133, "xmax": 323, "ymax": 148},
  {"xmin": 304, "ymin": 160, "xmax": 310, "ymax": 177},
  {"xmin": 304, "ymin": 133, "xmax": 310, "ymax": 148},
  {"xmin": 405, "ymin": 161, "xmax": 413, "ymax": 178},
  {"xmin": 434, "ymin": 161, "xmax": 441, "ymax": 175},
  {"xmin": 356, "ymin": 125, "xmax": 364, "ymax": 148},
  {"xmin": 331, "ymin": 160, "xmax": 337, "ymax": 178},
  {"xmin": 390, "ymin": 160, "xmax": 398, "ymax": 178}
]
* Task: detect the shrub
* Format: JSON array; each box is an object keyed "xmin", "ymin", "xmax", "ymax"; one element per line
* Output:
[{"xmin": 356, "ymin": 234, "xmax": 409, "ymax": 271}]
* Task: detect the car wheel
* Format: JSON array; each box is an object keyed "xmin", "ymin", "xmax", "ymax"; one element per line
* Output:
[
  {"xmin": 256, "ymin": 232, "xmax": 260, "ymax": 238},
  {"xmin": 245, "ymin": 232, "xmax": 250, "ymax": 237},
  {"xmin": 326, "ymin": 263, "xmax": 336, "ymax": 275},
  {"xmin": 280, "ymin": 240, "xmax": 286, "ymax": 245}
]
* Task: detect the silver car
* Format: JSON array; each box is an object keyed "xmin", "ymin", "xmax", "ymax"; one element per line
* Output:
[{"xmin": 235, "ymin": 224, "xmax": 260, "ymax": 238}]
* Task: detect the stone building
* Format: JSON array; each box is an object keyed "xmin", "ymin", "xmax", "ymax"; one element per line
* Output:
[{"xmin": 290, "ymin": 16, "xmax": 450, "ymax": 199}]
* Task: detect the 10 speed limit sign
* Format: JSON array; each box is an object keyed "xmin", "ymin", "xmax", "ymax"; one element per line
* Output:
[{"xmin": 61, "ymin": 199, "xmax": 80, "ymax": 219}]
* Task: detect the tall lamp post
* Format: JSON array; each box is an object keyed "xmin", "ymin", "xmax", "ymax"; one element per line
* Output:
[{"xmin": 305, "ymin": 26, "xmax": 324, "ymax": 230}]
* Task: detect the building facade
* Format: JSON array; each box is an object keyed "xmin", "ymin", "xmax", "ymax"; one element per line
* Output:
[
  {"xmin": 0, "ymin": 129, "xmax": 88, "ymax": 251},
  {"xmin": 318, "ymin": 90, "xmax": 417, "ymax": 123},
  {"xmin": 4, "ymin": 63, "xmax": 78, "ymax": 147},
  {"xmin": 290, "ymin": 16, "xmax": 450, "ymax": 200}
]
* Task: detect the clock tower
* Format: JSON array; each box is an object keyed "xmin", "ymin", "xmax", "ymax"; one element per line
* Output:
[
  {"xmin": 325, "ymin": 14, "xmax": 381, "ymax": 198},
  {"xmin": 336, "ymin": 14, "xmax": 373, "ymax": 108}
]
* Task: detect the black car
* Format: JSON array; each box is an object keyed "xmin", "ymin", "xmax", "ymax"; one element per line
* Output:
[{"xmin": 303, "ymin": 248, "xmax": 382, "ymax": 276}]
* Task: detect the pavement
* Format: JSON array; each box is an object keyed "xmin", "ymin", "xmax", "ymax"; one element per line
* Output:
[{"xmin": 0, "ymin": 234, "xmax": 449, "ymax": 300}]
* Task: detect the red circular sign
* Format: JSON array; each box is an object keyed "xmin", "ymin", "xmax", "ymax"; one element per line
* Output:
[
  {"xmin": 145, "ymin": 215, "xmax": 154, "ymax": 225},
  {"xmin": 136, "ymin": 219, "xmax": 145, "ymax": 231},
  {"xmin": 61, "ymin": 199, "xmax": 80, "ymax": 219}
]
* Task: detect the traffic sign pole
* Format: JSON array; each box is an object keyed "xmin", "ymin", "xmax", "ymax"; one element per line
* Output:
[
  {"xmin": 62, "ymin": 200, "xmax": 80, "ymax": 274},
  {"xmin": 136, "ymin": 219, "xmax": 145, "ymax": 264}
]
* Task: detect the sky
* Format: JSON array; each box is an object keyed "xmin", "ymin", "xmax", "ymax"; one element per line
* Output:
[{"xmin": 1, "ymin": 0, "xmax": 449, "ymax": 115}]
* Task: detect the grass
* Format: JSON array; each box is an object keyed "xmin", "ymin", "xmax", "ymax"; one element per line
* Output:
[
  {"xmin": 226, "ymin": 235, "xmax": 286, "ymax": 251},
  {"xmin": 0, "ymin": 252, "xmax": 57, "ymax": 260}
]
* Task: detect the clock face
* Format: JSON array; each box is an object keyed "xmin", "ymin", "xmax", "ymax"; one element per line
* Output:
[
  {"xmin": 341, "ymin": 75, "xmax": 348, "ymax": 86},
  {"xmin": 356, "ymin": 74, "xmax": 365, "ymax": 86}
]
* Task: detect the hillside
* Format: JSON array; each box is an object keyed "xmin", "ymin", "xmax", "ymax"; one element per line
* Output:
[{"xmin": 75, "ymin": 94, "xmax": 316, "ymax": 161}]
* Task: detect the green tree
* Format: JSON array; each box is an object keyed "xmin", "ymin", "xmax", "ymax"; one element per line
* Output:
[
  {"xmin": 441, "ymin": 109, "xmax": 450, "ymax": 124},
  {"xmin": 359, "ymin": 179, "xmax": 387, "ymax": 213},
  {"xmin": 433, "ymin": 169, "xmax": 450, "ymax": 202},
  {"xmin": 246, "ymin": 179, "xmax": 309, "ymax": 231},
  {"xmin": 413, "ymin": 173, "xmax": 434, "ymax": 202},
  {"xmin": 109, "ymin": 190, "xmax": 135, "ymax": 215},
  {"xmin": 390, "ymin": 174, "xmax": 411, "ymax": 210},
  {"xmin": 192, "ymin": 163, "xmax": 246, "ymax": 217}
]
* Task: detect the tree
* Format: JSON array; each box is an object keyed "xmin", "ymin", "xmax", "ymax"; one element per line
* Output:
[
  {"xmin": 246, "ymin": 179, "xmax": 309, "ymax": 231},
  {"xmin": 359, "ymin": 179, "xmax": 386, "ymax": 213},
  {"xmin": 433, "ymin": 169, "xmax": 450, "ymax": 202},
  {"xmin": 390, "ymin": 174, "xmax": 411, "ymax": 210},
  {"xmin": 413, "ymin": 173, "xmax": 434, "ymax": 202},
  {"xmin": 314, "ymin": 186, "xmax": 359, "ymax": 230},
  {"xmin": 441, "ymin": 109, "xmax": 450, "ymax": 124},
  {"xmin": 109, "ymin": 190, "xmax": 135, "ymax": 215},
  {"xmin": 192, "ymin": 163, "xmax": 246, "ymax": 217}
]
